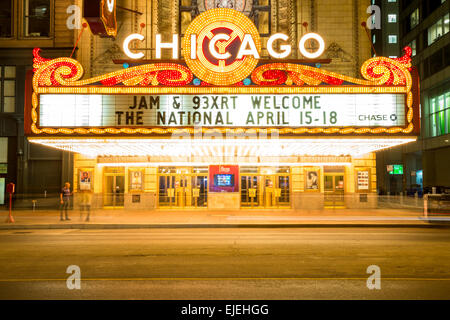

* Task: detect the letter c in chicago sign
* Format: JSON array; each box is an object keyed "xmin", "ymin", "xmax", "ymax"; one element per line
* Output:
[{"xmin": 182, "ymin": 9, "xmax": 261, "ymax": 86}]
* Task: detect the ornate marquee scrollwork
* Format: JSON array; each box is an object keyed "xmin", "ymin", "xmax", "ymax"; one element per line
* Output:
[
  {"xmin": 32, "ymin": 48, "xmax": 193, "ymax": 90},
  {"xmin": 251, "ymin": 47, "xmax": 412, "ymax": 88}
]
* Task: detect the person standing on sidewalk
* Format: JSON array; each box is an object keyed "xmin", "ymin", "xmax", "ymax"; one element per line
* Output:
[{"xmin": 60, "ymin": 182, "xmax": 72, "ymax": 221}]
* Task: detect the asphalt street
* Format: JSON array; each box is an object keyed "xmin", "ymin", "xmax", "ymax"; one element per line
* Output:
[{"xmin": 0, "ymin": 228, "xmax": 449, "ymax": 299}]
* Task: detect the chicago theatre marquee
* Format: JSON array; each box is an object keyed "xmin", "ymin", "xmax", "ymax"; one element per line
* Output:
[{"xmin": 25, "ymin": 9, "xmax": 419, "ymax": 210}]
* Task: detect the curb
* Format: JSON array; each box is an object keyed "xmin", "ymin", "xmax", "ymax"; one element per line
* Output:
[{"xmin": 0, "ymin": 223, "xmax": 449, "ymax": 230}]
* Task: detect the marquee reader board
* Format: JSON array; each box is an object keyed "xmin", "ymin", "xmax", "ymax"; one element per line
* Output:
[{"xmin": 39, "ymin": 93, "xmax": 406, "ymax": 128}]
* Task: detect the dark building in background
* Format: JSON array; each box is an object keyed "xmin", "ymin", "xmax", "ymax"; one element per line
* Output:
[
  {"xmin": 371, "ymin": 0, "xmax": 405, "ymax": 195},
  {"xmin": 0, "ymin": 0, "xmax": 75, "ymax": 207},
  {"xmin": 373, "ymin": 0, "xmax": 450, "ymax": 195},
  {"xmin": 372, "ymin": 0, "xmax": 402, "ymax": 58}
]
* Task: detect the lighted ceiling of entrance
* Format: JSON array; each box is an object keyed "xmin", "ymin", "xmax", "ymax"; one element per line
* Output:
[{"xmin": 29, "ymin": 138, "xmax": 416, "ymax": 158}]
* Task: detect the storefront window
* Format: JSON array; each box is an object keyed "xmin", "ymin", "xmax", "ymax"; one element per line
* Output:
[
  {"xmin": 429, "ymin": 90, "xmax": 450, "ymax": 137},
  {"xmin": 1, "ymin": 66, "xmax": 16, "ymax": 113},
  {"xmin": 23, "ymin": 0, "xmax": 51, "ymax": 37},
  {"xmin": 0, "ymin": 0, "xmax": 13, "ymax": 38}
]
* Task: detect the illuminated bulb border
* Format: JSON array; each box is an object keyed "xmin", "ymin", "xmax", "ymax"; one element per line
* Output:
[
  {"xmin": 30, "ymin": 46, "xmax": 416, "ymax": 136},
  {"xmin": 28, "ymin": 137, "xmax": 417, "ymax": 159}
]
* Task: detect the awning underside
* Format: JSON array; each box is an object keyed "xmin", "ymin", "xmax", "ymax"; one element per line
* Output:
[{"xmin": 29, "ymin": 137, "xmax": 416, "ymax": 159}]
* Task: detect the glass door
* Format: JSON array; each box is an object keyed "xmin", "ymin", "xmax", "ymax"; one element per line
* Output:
[
  {"xmin": 324, "ymin": 173, "xmax": 345, "ymax": 208},
  {"xmin": 262, "ymin": 175, "xmax": 275, "ymax": 207},
  {"xmin": 158, "ymin": 167, "xmax": 208, "ymax": 208},
  {"xmin": 159, "ymin": 175, "xmax": 176, "ymax": 207},
  {"xmin": 159, "ymin": 175, "xmax": 188, "ymax": 208},
  {"xmin": 174, "ymin": 175, "xmax": 188, "ymax": 208},
  {"xmin": 104, "ymin": 174, "xmax": 125, "ymax": 207},
  {"xmin": 241, "ymin": 168, "xmax": 291, "ymax": 208},
  {"xmin": 277, "ymin": 175, "xmax": 290, "ymax": 206},
  {"xmin": 241, "ymin": 175, "xmax": 259, "ymax": 207},
  {"xmin": 261, "ymin": 172, "xmax": 290, "ymax": 208},
  {"xmin": 191, "ymin": 175, "xmax": 208, "ymax": 207}
]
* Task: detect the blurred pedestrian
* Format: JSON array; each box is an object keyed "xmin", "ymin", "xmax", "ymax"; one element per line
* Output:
[
  {"xmin": 80, "ymin": 191, "xmax": 92, "ymax": 222},
  {"xmin": 60, "ymin": 182, "xmax": 72, "ymax": 221}
]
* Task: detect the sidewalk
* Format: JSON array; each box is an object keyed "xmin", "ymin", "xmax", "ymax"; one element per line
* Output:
[{"xmin": 1, "ymin": 207, "xmax": 448, "ymax": 229}]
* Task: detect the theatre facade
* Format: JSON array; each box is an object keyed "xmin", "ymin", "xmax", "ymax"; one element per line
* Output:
[{"xmin": 25, "ymin": 8, "xmax": 419, "ymax": 210}]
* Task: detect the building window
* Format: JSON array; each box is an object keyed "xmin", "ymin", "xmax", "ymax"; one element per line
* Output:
[
  {"xmin": 388, "ymin": 0, "xmax": 397, "ymax": 2},
  {"xmin": 388, "ymin": 14, "xmax": 397, "ymax": 23},
  {"xmin": 428, "ymin": 13, "xmax": 450, "ymax": 46},
  {"xmin": 0, "ymin": 137, "xmax": 7, "ymax": 205},
  {"xmin": 23, "ymin": 0, "xmax": 51, "ymax": 37},
  {"xmin": 0, "ymin": 0, "xmax": 13, "ymax": 38},
  {"xmin": 410, "ymin": 8, "xmax": 419, "ymax": 29},
  {"xmin": 0, "ymin": 66, "xmax": 16, "ymax": 113},
  {"xmin": 408, "ymin": 39, "xmax": 417, "ymax": 56},
  {"xmin": 429, "ymin": 90, "xmax": 450, "ymax": 137},
  {"xmin": 0, "ymin": 137, "xmax": 7, "ymax": 163},
  {"xmin": 388, "ymin": 35, "xmax": 397, "ymax": 43}
]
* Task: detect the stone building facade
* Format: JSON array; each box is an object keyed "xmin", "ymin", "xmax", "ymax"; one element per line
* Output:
[
  {"xmin": 75, "ymin": 0, "xmax": 372, "ymax": 79},
  {"xmin": 0, "ymin": 0, "xmax": 75, "ymax": 206}
]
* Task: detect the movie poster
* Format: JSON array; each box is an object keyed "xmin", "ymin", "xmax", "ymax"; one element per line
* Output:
[
  {"xmin": 305, "ymin": 170, "xmax": 319, "ymax": 190},
  {"xmin": 357, "ymin": 170, "xmax": 370, "ymax": 191},
  {"xmin": 79, "ymin": 170, "xmax": 92, "ymax": 191},
  {"xmin": 130, "ymin": 171, "xmax": 143, "ymax": 191}
]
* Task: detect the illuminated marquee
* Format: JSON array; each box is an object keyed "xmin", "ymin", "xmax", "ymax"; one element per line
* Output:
[
  {"xmin": 27, "ymin": 8, "xmax": 419, "ymax": 137},
  {"xmin": 39, "ymin": 94, "xmax": 406, "ymax": 128}
]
